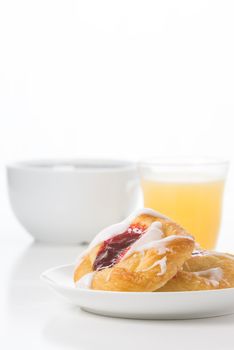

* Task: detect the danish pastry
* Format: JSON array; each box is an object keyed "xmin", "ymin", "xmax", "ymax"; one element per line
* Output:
[
  {"xmin": 157, "ymin": 249, "xmax": 234, "ymax": 292},
  {"xmin": 74, "ymin": 209, "xmax": 195, "ymax": 292}
]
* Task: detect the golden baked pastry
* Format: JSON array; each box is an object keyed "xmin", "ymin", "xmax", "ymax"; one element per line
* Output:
[
  {"xmin": 157, "ymin": 249, "xmax": 234, "ymax": 292},
  {"xmin": 74, "ymin": 209, "xmax": 195, "ymax": 292}
]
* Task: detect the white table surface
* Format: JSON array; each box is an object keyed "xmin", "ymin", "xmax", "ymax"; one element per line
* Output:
[{"xmin": 1, "ymin": 232, "xmax": 234, "ymax": 350}]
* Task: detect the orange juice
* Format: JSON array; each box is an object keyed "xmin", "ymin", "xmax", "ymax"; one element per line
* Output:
[{"xmin": 141, "ymin": 179, "xmax": 225, "ymax": 249}]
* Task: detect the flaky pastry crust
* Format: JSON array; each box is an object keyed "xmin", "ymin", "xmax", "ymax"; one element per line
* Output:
[
  {"xmin": 157, "ymin": 251, "xmax": 234, "ymax": 291},
  {"xmin": 74, "ymin": 213, "xmax": 195, "ymax": 292}
]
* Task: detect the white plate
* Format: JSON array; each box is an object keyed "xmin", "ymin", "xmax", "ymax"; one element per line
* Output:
[{"xmin": 41, "ymin": 264, "xmax": 234, "ymax": 320}]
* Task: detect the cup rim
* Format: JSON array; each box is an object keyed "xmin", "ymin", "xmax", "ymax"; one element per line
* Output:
[
  {"xmin": 139, "ymin": 156, "xmax": 229, "ymax": 168},
  {"xmin": 7, "ymin": 158, "xmax": 137, "ymax": 173}
]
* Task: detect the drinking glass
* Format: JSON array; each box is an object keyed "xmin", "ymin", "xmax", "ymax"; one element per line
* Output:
[{"xmin": 139, "ymin": 157, "xmax": 229, "ymax": 249}]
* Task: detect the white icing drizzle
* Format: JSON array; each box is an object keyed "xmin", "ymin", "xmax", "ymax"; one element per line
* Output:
[
  {"xmin": 192, "ymin": 249, "xmax": 234, "ymax": 261},
  {"xmin": 89, "ymin": 221, "xmax": 131, "ymax": 250},
  {"xmin": 105, "ymin": 269, "xmax": 112, "ymax": 282},
  {"xmin": 123, "ymin": 221, "xmax": 164, "ymax": 259},
  {"xmin": 88, "ymin": 208, "xmax": 168, "ymax": 250},
  {"xmin": 138, "ymin": 256, "xmax": 167, "ymax": 275},
  {"xmin": 157, "ymin": 256, "xmax": 167, "ymax": 276},
  {"xmin": 74, "ymin": 209, "xmax": 164, "ymax": 287},
  {"xmin": 76, "ymin": 272, "xmax": 95, "ymax": 289},
  {"xmin": 124, "ymin": 234, "xmax": 193, "ymax": 260},
  {"xmin": 192, "ymin": 267, "xmax": 223, "ymax": 287},
  {"xmin": 74, "ymin": 208, "xmax": 194, "ymax": 289}
]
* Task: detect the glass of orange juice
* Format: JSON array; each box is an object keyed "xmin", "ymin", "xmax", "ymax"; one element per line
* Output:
[{"xmin": 139, "ymin": 157, "xmax": 228, "ymax": 249}]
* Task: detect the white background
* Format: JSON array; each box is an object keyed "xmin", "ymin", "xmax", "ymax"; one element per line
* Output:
[
  {"xmin": 1, "ymin": 0, "xmax": 234, "ymax": 245},
  {"xmin": 1, "ymin": 1, "xmax": 234, "ymax": 349}
]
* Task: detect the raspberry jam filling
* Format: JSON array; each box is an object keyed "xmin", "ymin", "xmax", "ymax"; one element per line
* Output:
[{"xmin": 93, "ymin": 224, "xmax": 147, "ymax": 271}]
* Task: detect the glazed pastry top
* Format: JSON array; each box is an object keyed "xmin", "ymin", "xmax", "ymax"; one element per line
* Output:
[{"xmin": 74, "ymin": 208, "xmax": 194, "ymax": 290}]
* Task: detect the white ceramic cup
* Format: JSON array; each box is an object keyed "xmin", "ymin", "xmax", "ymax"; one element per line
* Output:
[{"xmin": 7, "ymin": 159, "xmax": 140, "ymax": 244}]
